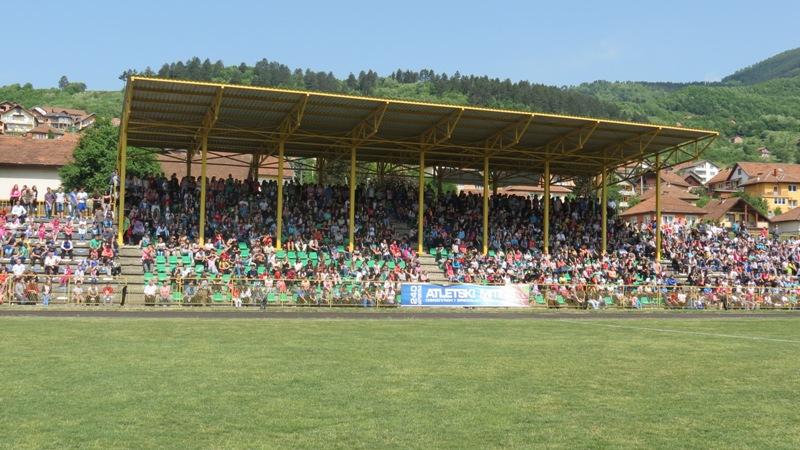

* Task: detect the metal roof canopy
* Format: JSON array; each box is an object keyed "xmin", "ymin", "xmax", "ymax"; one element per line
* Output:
[{"xmin": 121, "ymin": 77, "xmax": 718, "ymax": 178}]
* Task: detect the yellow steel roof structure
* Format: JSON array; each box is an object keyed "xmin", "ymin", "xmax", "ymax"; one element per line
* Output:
[{"xmin": 120, "ymin": 77, "xmax": 718, "ymax": 178}]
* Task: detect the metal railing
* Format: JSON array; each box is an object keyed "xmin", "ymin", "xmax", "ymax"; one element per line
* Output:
[{"xmin": 0, "ymin": 275, "xmax": 129, "ymax": 306}]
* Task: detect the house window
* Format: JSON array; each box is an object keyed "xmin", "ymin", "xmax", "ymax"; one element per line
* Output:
[
  {"xmin": 790, "ymin": 200, "xmax": 798, "ymax": 208},
  {"xmin": 790, "ymin": 185, "xmax": 797, "ymax": 192},
  {"xmin": 773, "ymin": 185, "xmax": 779, "ymax": 195},
  {"xmin": 737, "ymin": 168, "xmax": 742, "ymax": 176},
  {"xmin": 775, "ymin": 198, "xmax": 786, "ymax": 205}
]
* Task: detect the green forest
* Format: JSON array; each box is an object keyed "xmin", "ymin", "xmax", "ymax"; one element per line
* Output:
[{"xmin": 3, "ymin": 48, "xmax": 800, "ymax": 170}]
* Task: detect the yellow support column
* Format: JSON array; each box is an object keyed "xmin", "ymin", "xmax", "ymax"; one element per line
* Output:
[
  {"xmin": 276, "ymin": 141, "xmax": 285, "ymax": 250},
  {"xmin": 543, "ymin": 161, "xmax": 550, "ymax": 255},
  {"xmin": 115, "ymin": 135, "xmax": 127, "ymax": 245},
  {"xmin": 418, "ymin": 151, "xmax": 425, "ymax": 255},
  {"xmin": 601, "ymin": 165, "xmax": 608, "ymax": 255},
  {"xmin": 655, "ymin": 154, "xmax": 662, "ymax": 261},
  {"xmin": 482, "ymin": 155, "xmax": 489, "ymax": 256},
  {"xmin": 198, "ymin": 134, "xmax": 209, "ymax": 245},
  {"xmin": 348, "ymin": 146, "xmax": 357, "ymax": 252}
]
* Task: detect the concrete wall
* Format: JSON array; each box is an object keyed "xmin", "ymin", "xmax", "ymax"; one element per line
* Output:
[
  {"xmin": 774, "ymin": 221, "xmax": 800, "ymax": 235},
  {"xmin": 0, "ymin": 167, "xmax": 62, "ymax": 200}
]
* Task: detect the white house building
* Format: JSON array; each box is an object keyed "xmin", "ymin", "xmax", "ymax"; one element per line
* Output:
[{"xmin": 0, "ymin": 105, "xmax": 37, "ymax": 134}]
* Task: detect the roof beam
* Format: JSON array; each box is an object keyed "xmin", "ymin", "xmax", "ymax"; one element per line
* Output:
[
  {"xmin": 276, "ymin": 94, "xmax": 310, "ymax": 142},
  {"xmin": 348, "ymin": 101, "xmax": 389, "ymax": 146},
  {"xmin": 192, "ymin": 87, "xmax": 225, "ymax": 154},
  {"xmin": 419, "ymin": 108, "xmax": 464, "ymax": 148},
  {"xmin": 479, "ymin": 114, "xmax": 535, "ymax": 153}
]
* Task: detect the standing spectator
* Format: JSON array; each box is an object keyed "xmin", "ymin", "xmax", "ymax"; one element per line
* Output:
[
  {"xmin": 55, "ymin": 188, "xmax": 66, "ymax": 218},
  {"xmin": 9, "ymin": 184, "xmax": 21, "ymax": 206},
  {"xmin": 44, "ymin": 187, "xmax": 55, "ymax": 219},
  {"xmin": 77, "ymin": 188, "xmax": 89, "ymax": 218}
]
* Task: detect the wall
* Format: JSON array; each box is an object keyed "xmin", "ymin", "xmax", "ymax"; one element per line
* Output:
[
  {"xmin": 774, "ymin": 221, "xmax": 800, "ymax": 235},
  {"xmin": 0, "ymin": 166, "xmax": 62, "ymax": 200}
]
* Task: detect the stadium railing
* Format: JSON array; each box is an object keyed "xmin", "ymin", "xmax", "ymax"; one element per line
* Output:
[{"xmin": 2, "ymin": 275, "xmax": 799, "ymax": 310}]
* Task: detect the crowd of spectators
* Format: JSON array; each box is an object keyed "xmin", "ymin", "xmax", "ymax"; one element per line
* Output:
[
  {"xmin": 0, "ymin": 186, "xmax": 120, "ymax": 305},
  {"xmin": 4, "ymin": 171, "xmax": 800, "ymax": 309}
]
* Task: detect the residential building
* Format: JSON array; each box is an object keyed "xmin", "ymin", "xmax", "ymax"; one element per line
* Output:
[
  {"xmin": 32, "ymin": 106, "xmax": 96, "ymax": 131},
  {"xmin": 716, "ymin": 162, "xmax": 800, "ymax": 215},
  {"xmin": 639, "ymin": 186, "xmax": 700, "ymax": 205},
  {"xmin": 0, "ymin": 133, "xmax": 80, "ymax": 199},
  {"xmin": 619, "ymin": 193, "xmax": 707, "ymax": 226},
  {"xmin": 0, "ymin": 101, "xmax": 17, "ymax": 113},
  {"xmin": 27, "ymin": 124, "xmax": 65, "ymax": 140},
  {"xmin": 770, "ymin": 207, "xmax": 800, "ymax": 235},
  {"xmin": 667, "ymin": 160, "xmax": 720, "ymax": 185},
  {"xmin": 0, "ymin": 105, "xmax": 37, "ymax": 134},
  {"xmin": 703, "ymin": 197, "xmax": 770, "ymax": 229}
]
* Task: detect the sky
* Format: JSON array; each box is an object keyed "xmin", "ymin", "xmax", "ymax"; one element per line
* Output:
[{"xmin": 4, "ymin": 0, "xmax": 799, "ymax": 90}]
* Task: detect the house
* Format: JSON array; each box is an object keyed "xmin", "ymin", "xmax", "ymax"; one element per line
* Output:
[
  {"xmin": 0, "ymin": 105, "xmax": 37, "ymax": 134},
  {"xmin": 0, "ymin": 133, "xmax": 80, "ymax": 199},
  {"xmin": 703, "ymin": 197, "xmax": 770, "ymax": 229},
  {"xmin": 619, "ymin": 193, "xmax": 707, "ymax": 226},
  {"xmin": 722, "ymin": 162, "xmax": 800, "ymax": 215},
  {"xmin": 667, "ymin": 160, "xmax": 720, "ymax": 185},
  {"xmin": 730, "ymin": 135, "xmax": 744, "ymax": 145},
  {"xmin": 32, "ymin": 106, "xmax": 96, "ymax": 131},
  {"xmin": 27, "ymin": 124, "xmax": 65, "ymax": 140},
  {"xmin": 770, "ymin": 207, "xmax": 800, "ymax": 235},
  {"xmin": 758, "ymin": 147, "xmax": 771, "ymax": 159},
  {"xmin": 707, "ymin": 167, "xmax": 735, "ymax": 196},
  {"xmin": 156, "ymin": 152, "xmax": 295, "ymax": 181}
]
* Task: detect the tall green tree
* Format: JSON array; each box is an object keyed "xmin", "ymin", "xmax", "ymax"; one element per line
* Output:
[{"xmin": 59, "ymin": 119, "xmax": 161, "ymax": 194}]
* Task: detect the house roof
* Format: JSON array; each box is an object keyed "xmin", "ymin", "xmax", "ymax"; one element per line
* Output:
[
  {"xmin": 737, "ymin": 162, "xmax": 800, "ymax": 185},
  {"xmin": 38, "ymin": 106, "xmax": 90, "ymax": 117},
  {"xmin": 669, "ymin": 159, "xmax": 717, "ymax": 172},
  {"xmin": 658, "ymin": 169, "xmax": 691, "ymax": 187},
  {"xmin": 640, "ymin": 186, "xmax": 699, "ymax": 201},
  {"xmin": 0, "ymin": 105, "xmax": 35, "ymax": 118},
  {"xmin": 707, "ymin": 167, "xmax": 732, "ymax": 185},
  {"xmin": 772, "ymin": 206, "xmax": 800, "ymax": 223},
  {"xmin": 703, "ymin": 197, "xmax": 769, "ymax": 222},
  {"xmin": 156, "ymin": 152, "xmax": 294, "ymax": 180},
  {"xmin": 0, "ymin": 133, "xmax": 79, "ymax": 166},
  {"xmin": 620, "ymin": 194, "xmax": 706, "ymax": 217}
]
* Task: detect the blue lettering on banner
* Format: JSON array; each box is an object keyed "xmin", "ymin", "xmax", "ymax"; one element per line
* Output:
[{"xmin": 400, "ymin": 283, "xmax": 530, "ymax": 307}]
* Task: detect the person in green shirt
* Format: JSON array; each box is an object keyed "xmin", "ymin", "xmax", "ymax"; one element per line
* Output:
[{"xmin": 89, "ymin": 236, "xmax": 102, "ymax": 251}]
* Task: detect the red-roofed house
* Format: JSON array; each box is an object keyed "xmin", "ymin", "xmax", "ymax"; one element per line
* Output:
[
  {"xmin": 0, "ymin": 133, "xmax": 79, "ymax": 199},
  {"xmin": 619, "ymin": 191, "xmax": 707, "ymax": 226}
]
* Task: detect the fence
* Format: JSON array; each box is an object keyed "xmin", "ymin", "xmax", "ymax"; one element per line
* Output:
[
  {"xmin": 2, "ymin": 274, "xmax": 800, "ymax": 310},
  {"xmin": 1, "ymin": 275, "xmax": 129, "ymax": 306}
]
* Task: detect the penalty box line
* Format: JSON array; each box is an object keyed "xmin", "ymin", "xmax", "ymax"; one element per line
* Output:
[{"xmin": 559, "ymin": 320, "xmax": 800, "ymax": 344}]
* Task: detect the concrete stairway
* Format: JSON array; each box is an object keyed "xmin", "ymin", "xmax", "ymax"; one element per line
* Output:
[
  {"xmin": 118, "ymin": 245, "xmax": 146, "ymax": 304},
  {"xmin": 389, "ymin": 218, "xmax": 449, "ymax": 284}
]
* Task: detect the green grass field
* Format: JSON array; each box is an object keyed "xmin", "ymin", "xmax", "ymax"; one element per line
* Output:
[{"xmin": 1, "ymin": 316, "xmax": 799, "ymax": 449}]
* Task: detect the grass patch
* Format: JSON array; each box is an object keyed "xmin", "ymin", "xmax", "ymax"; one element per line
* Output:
[{"xmin": 1, "ymin": 317, "xmax": 798, "ymax": 449}]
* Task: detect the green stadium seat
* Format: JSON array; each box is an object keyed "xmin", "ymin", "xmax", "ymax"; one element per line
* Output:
[
  {"xmin": 276, "ymin": 251, "xmax": 286, "ymax": 259},
  {"xmin": 534, "ymin": 294, "xmax": 545, "ymax": 305},
  {"xmin": 155, "ymin": 255, "xmax": 166, "ymax": 264},
  {"xmin": 171, "ymin": 291, "xmax": 182, "ymax": 302},
  {"xmin": 168, "ymin": 255, "xmax": 178, "ymax": 264},
  {"xmin": 267, "ymin": 293, "xmax": 278, "ymax": 303},
  {"xmin": 212, "ymin": 292, "xmax": 225, "ymax": 303}
]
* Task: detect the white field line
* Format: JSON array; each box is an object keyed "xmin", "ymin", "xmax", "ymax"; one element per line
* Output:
[{"xmin": 561, "ymin": 320, "xmax": 800, "ymax": 344}]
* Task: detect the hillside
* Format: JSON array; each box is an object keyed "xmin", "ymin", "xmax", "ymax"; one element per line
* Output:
[
  {"xmin": 723, "ymin": 47, "xmax": 800, "ymax": 85},
  {"xmin": 0, "ymin": 83, "xmax": 122, "ymax": 118},
  {"xmin": 576, "ymin": 74, "xmax": 800, "ymax": 166}
]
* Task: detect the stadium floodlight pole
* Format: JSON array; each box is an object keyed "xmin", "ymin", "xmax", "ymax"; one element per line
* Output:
[
  {"xmin": 418, "ymin": 150, "xmax": 425, "ymax": 255},
  {"xmin": 655, "ymin": 153, "xmax": 662, "ymax": 262},
  {"xmin": 198, "ymin": 133, "xmax": 209, "ymax": 245},
  {"xmin": 601, "ymin": 164, "xmax": 608, "ymax": 255},
  {"xmin": 349, "ymin": 146, "xmax": 357, "ymax": 253},
  {"xmin": 116, "ymin": 78, "xmax": 134, "ymax": 246},
  {"xmin": 276, "ymin": 141, "xmax": 285, "ymax": 250},
  {"xmin": 543, "ymin": 160, "xmax": 550, "ymax": 255},
  {"xmin": 482, "ymin": 155, "xmax": 490, "ymax": 256}
]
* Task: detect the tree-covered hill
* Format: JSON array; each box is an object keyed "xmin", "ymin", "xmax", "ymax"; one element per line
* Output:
[
  {"xmin": 576, "ymin": 73, "xmax": 800, "ymax": 166},
  {"xmin": 0, "ymin": 83, "xmax": 122, "ymax": 118},
  {"xmin": 722, "ymin": 47, "xmax": 800, "ymax": 85}
]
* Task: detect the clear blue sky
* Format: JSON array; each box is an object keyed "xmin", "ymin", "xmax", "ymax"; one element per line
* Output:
[{"xmin": 4, "ymin": 0, "xmax": 799, "ymax": 90}]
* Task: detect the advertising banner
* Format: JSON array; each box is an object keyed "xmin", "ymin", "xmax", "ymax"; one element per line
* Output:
[{"xmin": 400, "ymin": 283, "xmax": 530, "ymax": 307}]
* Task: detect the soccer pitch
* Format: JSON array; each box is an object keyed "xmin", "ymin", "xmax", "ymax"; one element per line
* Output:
[{"xmin": 1, "ymin": 315, "xmax": 798, "ymax": 449}]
